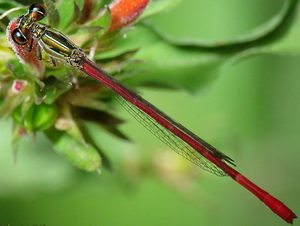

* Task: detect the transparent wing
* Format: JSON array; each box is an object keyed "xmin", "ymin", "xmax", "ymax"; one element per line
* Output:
[
  {"xmin": 80, "ymin": 59, "xmax": 233, "ymax": 177},
  {"xmin": 113, "ymin": 92, "xmax": 228, "ymax": 177}
]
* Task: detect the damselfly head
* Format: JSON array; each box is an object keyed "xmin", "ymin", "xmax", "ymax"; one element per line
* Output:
[
  {"xmin": 11, "ymin": 4, "xmax": 47, "ymax": 45},
  {"xmin": 28, "ymin": 4, "xmax": 46, "ymax": 22}
]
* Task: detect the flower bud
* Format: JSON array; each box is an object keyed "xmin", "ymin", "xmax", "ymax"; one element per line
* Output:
[
  {"xmin": 12, "ymin": 103, "xmax": 58, "ymax": 131},
  {"xmin": 45, "ymin": 128, "xmax": 102, "ymax": 172},
  {"xmin": 108, "ymin": 0, "xmax": 150, "ymax": 31}
]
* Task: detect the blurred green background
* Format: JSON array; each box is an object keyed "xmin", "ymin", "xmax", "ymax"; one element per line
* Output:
[{"xmin": 1, "ymin": 0, "xmax": 299, "ymax": 225}]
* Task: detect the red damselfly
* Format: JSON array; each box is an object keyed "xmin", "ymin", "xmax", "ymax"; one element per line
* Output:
[{"xmin": 6, "ymin": 4, "xmax": 297, "ymax": 224}]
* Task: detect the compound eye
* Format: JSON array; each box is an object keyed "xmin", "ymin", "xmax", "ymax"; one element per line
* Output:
[
  {"xmin": 28, "ymin": 4, "xmax": 46, "ymax": 21},
  {"xmin": 11, "ymin": 28, "xmax": 28, "ymax": 45}
]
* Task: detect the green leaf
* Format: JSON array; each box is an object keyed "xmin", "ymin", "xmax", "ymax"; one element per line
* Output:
[
  {"xmin": 126, "ymin": 39, "xmax": 226, "ymax": 92},
  {"xmin": 140, "ymin": 0, "xmax": 183, "ymax": 20},
  {"xmin": 144, "ymin": 0, "xmax": 295, "ymax": 47},
  {"xmin": 44, "ymin": 0, "xmax": 60, "ymax": 28},
  {"xmin": 64, "ymin": 0, "xmax": 81, "ymax": 29},
  {"xmin": 88, "ymin": 6, "xmax": 112, "ymax": 37},
  {"xmin": 103, "ymin": 0, "xmax": 298, "ymax": 92},
  {"xmin": 57, "ymin": 0, "xmax": 77, "ymax": 29},
  {"xmin": 95, "ymin": 24, "xmax": 160, "ymax": 60},
  {"xmin": 228, "ymin": 1, "xmax": 300, "ymax": 63},
  {"xmin": 75, "ymin": 7, "xmax": 112, "ymax": 47}
]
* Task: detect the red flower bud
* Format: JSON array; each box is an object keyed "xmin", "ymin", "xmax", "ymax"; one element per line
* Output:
[
  {"xmin": 12, "ymin": 80, "xmax": 27, "ymax": 93},
  {"xmin": 108, "ymin": 0, "xmax": 150, "ymax": 32}
]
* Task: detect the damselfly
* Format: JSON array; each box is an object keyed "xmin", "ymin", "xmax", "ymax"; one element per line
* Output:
[{"xmin": 7, "ymin": 4, "xmax": 297, "ymax": 224}]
